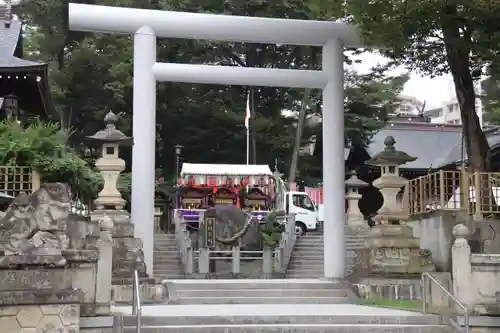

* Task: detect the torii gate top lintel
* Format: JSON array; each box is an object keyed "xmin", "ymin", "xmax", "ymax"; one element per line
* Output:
[{"xmin": 68, "ymin": 3, "xmax": 362, "ymax": 47}]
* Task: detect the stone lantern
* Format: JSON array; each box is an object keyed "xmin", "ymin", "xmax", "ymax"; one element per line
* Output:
[
  {"xmin": 364, "ymin": 136, "xmax": 434, "ymax": 275},
  {"xmin": 345, "ymin": 170, "xmax": 368, "ymax": 227},
  {"xmin": 365, "ymin": 136, "xmax": 416, "ymax": 225},
  {"xmin": 87, "ymin": 111, "xmax": 132, "ymax": 210}
]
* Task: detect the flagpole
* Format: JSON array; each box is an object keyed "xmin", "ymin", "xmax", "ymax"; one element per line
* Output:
[
  {"xmin": 246, "ymin": 125, "xmax": 250, "ymax": 165},
  {"xmin": 245, "ymin": 90, "xmax": 251, "ymax": 165}
]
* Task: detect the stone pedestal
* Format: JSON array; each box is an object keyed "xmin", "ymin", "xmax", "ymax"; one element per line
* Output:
[
  {"xmin": 366, "ymin": 224, "xmax": 435, "ymax": 274},
  {"xmin": 0, "ymin": 254, "xmax": 82, "ymax": 333},
  {"xmin": 91, "ymin": 210, "xmax": 151, "ymax": 285}
]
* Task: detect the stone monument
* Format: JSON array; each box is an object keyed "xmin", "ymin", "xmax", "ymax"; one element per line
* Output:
[
  {"xmin": 86, "ymin": 112, "xmax": 148, "ymax": 284},
  {"xmin": 0, "ymin": 183, "xmax": 100, "ymax": 332},
  {"xmin": 364, "ymin": 136, "xmax": 435, "ymax": 274}
]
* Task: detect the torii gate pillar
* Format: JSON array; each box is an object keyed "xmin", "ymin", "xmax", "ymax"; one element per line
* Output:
[{"xmin": 68, "ymin": 4, "xmax": 362, "ymax": 278}]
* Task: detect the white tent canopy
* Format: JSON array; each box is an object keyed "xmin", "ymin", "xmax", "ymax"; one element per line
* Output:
[{"xmin": 180, "ymin": 163, "xmax": 272, "ymax": 176}]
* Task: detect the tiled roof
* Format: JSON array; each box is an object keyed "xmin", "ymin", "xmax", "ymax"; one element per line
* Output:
[
  {"xmin": 365, "ymin": 122, "xmax": 463, "ymax": 170},
  {"xmin": 435, "ymin": 128, "xmax": 500, "ymax": 167},
  {"xmin": 0, "ymin": 18, "xmax": 21, "ymax": 57},
  {"xmin": 364, "ymin": 122, "xmax": 500, "ymax": 170},
  {"xmin": 0, "ymin": 18, "xmax": 46, "ymax": 69},
  {"xmin": 0, "ymin": 56, "xmax": 45, "ymax": 69}
]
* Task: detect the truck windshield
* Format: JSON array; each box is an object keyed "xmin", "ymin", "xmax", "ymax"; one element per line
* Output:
[{"xmin": 292, "ymin": 194, "xmax": 315, "ymax": 211}]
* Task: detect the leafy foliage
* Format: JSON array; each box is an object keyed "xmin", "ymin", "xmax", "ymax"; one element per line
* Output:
[
  {"xmin": 0, "ymin": 120, "xmax": 102, "ymax": 200},
  {"xmin": 482, "ymin": 68, "xmax": 500, "ymax": 125},
  {"xmin": 310, "ymin": 0, "xmax": 500, "ymax": 171},
  {"xmin": 260, "ymin": 211, "xmax": 285, "ymax": 249},
  {"xmin": 21, "ymin": 0, "xmax": 406, "ymax": 182}
]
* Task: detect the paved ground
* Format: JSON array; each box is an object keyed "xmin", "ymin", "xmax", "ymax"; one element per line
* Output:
[{"xmin": 112, "ymin": 303, "xmax": 425, "ymax": 317}]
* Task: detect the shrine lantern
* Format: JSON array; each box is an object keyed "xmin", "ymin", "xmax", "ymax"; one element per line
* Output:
[
  {"xmin": 208, "ymin": 176, "xmax": 217, "ymax": 186},
  {"xmin": 187, "ymin": 176, "xmax": 195, "ymax": 186},
  {"xmin": 226, "ymin": 177, "xmax": 233, "ymax": 187},
  {"xmin": 241, "ymin": 177, "xmax": 249, "ymax": 187},
  {"xmin": 177, "ymin": 178, "xmax": 183, "ymax": 185}
]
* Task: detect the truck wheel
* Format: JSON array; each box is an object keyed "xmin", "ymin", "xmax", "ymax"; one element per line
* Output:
[{"xmin": 295, "ymin": 222, "xmax": 306, "ymax": 236}]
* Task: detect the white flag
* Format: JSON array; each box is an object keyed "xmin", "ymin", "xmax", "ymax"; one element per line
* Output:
[{"xmin": 244, "ymin": 93, "xmax": 251, "ymax": 129}]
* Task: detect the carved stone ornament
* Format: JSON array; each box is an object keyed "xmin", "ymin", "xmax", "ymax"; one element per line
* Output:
[
  {"xmin": 0, "ymin": 183, "xmax": 71, "ymax": 258},
  {"xmin": 365, "ymin": 136, "xmax": 417, "ymax": 167}
]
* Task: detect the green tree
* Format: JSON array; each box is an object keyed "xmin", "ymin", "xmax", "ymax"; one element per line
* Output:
[
  {"xmin": 482, "ymin": 68, "xmax": 500, "ymax": 125},
  {"xmin": 308, "ymin": 0, "xmax": 500, "ymax": 171},
  {"xmin": 21, "ymin": 0, "xmax": 405, "ymax": 184},
  {"xmin": 297, "ymin": 68, "xmax": 408, "ymax": 184},
  {"xmin": 0, "ymin": 120, "xmax": 102, "ymax": 201}
]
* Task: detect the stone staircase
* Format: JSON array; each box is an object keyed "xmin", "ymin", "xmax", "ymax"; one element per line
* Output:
[
  {"xmin": 163, "ymin": 279, "xmax": 357, "ymax": 304},
  {"xmin": 286, "ymin": 228, "xmax": 366, "ymax": 278},
  {"xmin": 153, "ymin": 233, "xmax": 185, "ymax": 280},
  {"xmin": 114, "ymin": 279, "xmax": 451, "ymax": 333}
]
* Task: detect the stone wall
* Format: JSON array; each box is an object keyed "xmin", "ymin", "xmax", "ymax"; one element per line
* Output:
[
  {"xmin": 408, "ymin": 211, "xmax": 461, "ymax": 272},
  {"xmin": 354, "ymin": 277, "xmax": 422, "ymax": 300},
  {"xmin": 471, "ymin": 253, "xmax": 500, "ymax": 314},
  {"xmin": 0, "ymin": 304, "xmax": 79, "ymax": 333}
]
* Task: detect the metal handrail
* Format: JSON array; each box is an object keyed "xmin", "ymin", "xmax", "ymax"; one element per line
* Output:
[
  {"xmin": 131, "ymin": 269, "xmax": 142, "ymax": 333},
  {"xmin": 422, "ymin": 272, "xmax": 469, "ymax": 333}
]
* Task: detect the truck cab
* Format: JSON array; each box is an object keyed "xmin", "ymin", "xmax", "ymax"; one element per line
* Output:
[{"xmin": 284, "ymin": 191, "xmax": 319, "ymax": 235}]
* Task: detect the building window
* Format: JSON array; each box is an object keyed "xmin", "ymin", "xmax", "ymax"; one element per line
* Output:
[{"xmin": 399, "ymin": 103, "xmax": 411, "ymax": 114}]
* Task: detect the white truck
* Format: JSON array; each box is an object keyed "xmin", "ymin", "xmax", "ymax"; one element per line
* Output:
[{"xmin": 176, "ymin": 163, "xmax": 320, "ymax": 235}]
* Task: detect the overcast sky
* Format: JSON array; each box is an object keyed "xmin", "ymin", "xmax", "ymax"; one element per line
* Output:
[{"xmin": 351, "ymin": 52, "xmax": 455, "ymax": 109}]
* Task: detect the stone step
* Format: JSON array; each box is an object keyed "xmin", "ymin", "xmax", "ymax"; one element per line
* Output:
[
  {"xmin": 282, "ymin": 270, "xmax": 323, "ymax": 274},
  {"xmin": 285, "ymin": 274, "xmax": 323, "ymax": 278},
  {"xmin": 154, "ymin": 270, "xmax": 185, "ymax": 274},
  {"xmin": 121, "ymin": 313, "xmax": 442, "ymax": 326},
  {"xmin": 154, "ymin": 261, "xmax": 182, "ymax": 265},
  {"xmin": 287, "ymin": 267, "xmax": 323, "ymax": 272},
  {"xmin": 153, "ymin": 253, "xmax": 180, "ymax": 261},
  {"xmin": 287, "ymin": 257, "xmax": 324, "ymax": 263},
  {"xmin": 162, "ymin": 279, "xmax": 349, "ymax": 290},
  {"xmin": 154, "ymin": 266, "xmax": 183, "ymax": 270},
  {"xmin": 173, "ymin": 288, "xmax": 348, "ymax": 298},
  {"xmin": 154, "ymin": 256, "xmax": 181, "ymax": 261},
  {"xmin": 170, "ymin": 296, "xmax": 351, "ymax": 304},
  {"xmin": 122, "ymin": 324, "xmax": 450, "ymax": 333},
  {"xmin": 286, "ymin": 271, "xmax": 323, "ymax": 276},
  {"xmin": 154, "ymin": 244, "xmax": 178, "ymax": 248},
  {"xmin": 154, "ymin": 270, "xmax": 185, "ymax": 275}
]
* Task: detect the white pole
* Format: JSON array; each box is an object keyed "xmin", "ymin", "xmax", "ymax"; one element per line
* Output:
[
  {"xmin": 245, "ymin": 92, "xmax": 251, "ymax": 165},
  {"xmin": 322, "ymin": 38, "xmax": 345, "ymax": 279},
  {"xmin": 246, "ymin": 128, "xmax": 250, "ymax": 165},
  {"xmin": 131, "ymin": 26, "xmax": 156, "ymax": 277}
]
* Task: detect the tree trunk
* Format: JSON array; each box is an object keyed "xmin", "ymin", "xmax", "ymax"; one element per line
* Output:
[
  {"xmin": 441, "ymin": 7, "xmax": 490, "ymax": 172},
  {"xmin": 288, "ymin": 88, "xmax": 311, "ymax": 187}
]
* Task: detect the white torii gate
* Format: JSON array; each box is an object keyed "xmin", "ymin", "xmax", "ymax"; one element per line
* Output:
[{"xmin": 68, "ymin": 3, "xmax": 362, "ymax": 278}]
